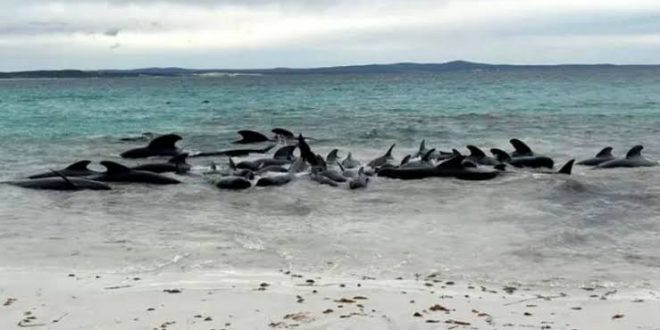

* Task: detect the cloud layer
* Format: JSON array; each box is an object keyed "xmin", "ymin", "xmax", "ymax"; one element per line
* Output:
[{"xmin": 1, "ymin": 0, "xmax": 660, "ymax": 70}]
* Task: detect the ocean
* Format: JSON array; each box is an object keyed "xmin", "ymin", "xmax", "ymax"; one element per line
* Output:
[{"xmin": 1, "ymin": 68, "xmax": 660, "ymax": 290}]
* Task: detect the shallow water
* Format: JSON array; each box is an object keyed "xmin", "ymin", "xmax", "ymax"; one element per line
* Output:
[{"xmin": 1, "ymin": 68, "xmax": 660, "ymax": 288}]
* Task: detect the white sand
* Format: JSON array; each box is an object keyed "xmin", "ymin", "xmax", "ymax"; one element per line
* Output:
[{"xmin": 2, "ymin": 269, "xmax": 659, "ymax": 330}]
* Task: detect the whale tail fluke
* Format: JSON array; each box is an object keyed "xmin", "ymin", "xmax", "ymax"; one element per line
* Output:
[
  {"xmin": 558, "ymin": 159, "xmax": 575, "ymax": 175},
  {"xmin": 298, "ymin": 134, "xmax": 319, "ymax": 166}
]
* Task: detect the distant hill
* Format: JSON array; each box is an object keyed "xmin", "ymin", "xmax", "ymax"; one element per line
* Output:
[{"xmin": 0, "ymin": 61, "xmax": 657, "ymax": 78}]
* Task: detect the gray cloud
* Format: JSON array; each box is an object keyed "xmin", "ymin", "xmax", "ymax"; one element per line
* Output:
[
  {"xmin": 1, "ymin": 0, "xmax": 660, "ymax": 70},
  {"xmin": 104, "ymin": 28, "xmax": 121, "ymax": 37}
]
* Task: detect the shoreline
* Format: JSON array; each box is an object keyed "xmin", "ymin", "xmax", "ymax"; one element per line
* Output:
[{"xmin": 2, "ymin": 269, "xmax": 659, "ymax": 329}]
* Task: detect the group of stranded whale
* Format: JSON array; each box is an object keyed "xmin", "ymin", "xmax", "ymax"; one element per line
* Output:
[{"xmin": 3, "ymin": 128, "xmax": 657, "ymax": 191}]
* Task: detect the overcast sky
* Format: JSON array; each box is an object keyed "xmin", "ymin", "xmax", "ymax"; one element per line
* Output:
[{"xmin": 1, "ymin": 0, "xmax": 660, "ymax": 70}]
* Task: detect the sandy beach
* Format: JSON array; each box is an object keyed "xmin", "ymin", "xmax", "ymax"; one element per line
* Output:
[{"xmin": 2, "ymin": 268, "xmax": 659, "ymax": 330}]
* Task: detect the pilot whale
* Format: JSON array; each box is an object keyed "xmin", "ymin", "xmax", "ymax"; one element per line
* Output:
[
  {"xmin": 577, "ymin": 147, "xmax": 615, "ymax": 166},
  {"xmin": 121, "ymin": 134, "xmax": 182, "ymax": 159},
  {"xmin": 378, "ymin": 152, "xmax": 499, "ymax": 181},
  {"xmin": 596, "ymin": 145, "xmax": 657, "ymax": 168},
  {"xmin": 5, "ymin": 171, "xmax": 111, "ymax": 191},
  {"xmin": 367, "ymin": 144, "xmax": 395, "ymax": 168},
  {"xmin": 92, "ymin": 161, "xmax": 181, "ymax": 184},
  {"xmin": 28, "ymin": 160, "xmax": 100, "ymax": 179}
]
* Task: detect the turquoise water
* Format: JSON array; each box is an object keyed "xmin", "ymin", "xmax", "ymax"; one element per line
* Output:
[{"xmin": 1, "ymin": 68, "xmax": 660, "ymax": 287}]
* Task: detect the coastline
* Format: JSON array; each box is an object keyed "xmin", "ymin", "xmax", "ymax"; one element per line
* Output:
[{"xmin": 2, "ymin": 269, "xmax": 659, "ymax": 329}]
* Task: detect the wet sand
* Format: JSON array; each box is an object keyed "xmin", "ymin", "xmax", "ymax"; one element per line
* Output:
[{"xmin": 2, "ymin": 269, "xmax": 659, "ymax": 330}]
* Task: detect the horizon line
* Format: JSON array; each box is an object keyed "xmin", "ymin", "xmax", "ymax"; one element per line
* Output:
[{"xmin": 4, "ymin": 60, "xmax": 660, "ymax": 74}]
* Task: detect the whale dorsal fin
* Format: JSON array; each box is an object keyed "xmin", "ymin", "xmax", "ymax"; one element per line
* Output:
[
  {"xmin": 147, "ymin": 134, "xmax": 181, "ymax": 150},
  {"xmin": 272, "ymin": 128, "xmax": 294, "ymax": 139},
  {"xmin": 467, "ymin": 145, "xmax": 486, "ymax": 158},
  {"xmin": 358, "ymin": 167, "xmax": 365, "ymax": 176},
  {"xmin": 400, "ymin": 155, "xmax": 411, "ymax": 165},
  {"xmin": 385, "ymin": 144, "xmax": 395, "ymax": 158},
  {"xmin": 228, "ymin": 158, "xmax": 236, "ymax": 170},
  {"xmin": 326, "ymin": 149, "xmax": 339, "ymax": 161},
  {"xmin": 419, "ymin": 140, "xmax": 426, "ymax": 153},
  {"xmin": 422, "ymin": 149, "xmax": 436, "ymax": 161},
  {"xmin": 100, "ymin": 161, "xmax": 131, "ymax": 174},
  {"xmin": 437, "ymin": 154, "xmax": 465, "ymax": 169},
  {"xmin": 65, "ymin": 160, "xmax": 92, "ymax": 171},
  {"xmin": 558, "ymin": 159, "xmax": 575, "ymax": 175},
  {"xmin": 50, "ymin": 169, "xmax": 77, "ymax": 189},
  {"xmin": 490, "ymin": 148, "xmax": 511, "ymax": 163},
  {"xmin": 510, "ymin": 138, "xmax": 533, "ymax": 156},
  {"xmin": 452, "ymin": 149, "xmax": 462, "ymax": 157},
  {"xmin": 345, "ymin": 152, "xmax": 353, "ymax": 161},
  {"xmin": 274, "ymin": 145, "xmax": 297, "ymax": 160},
  {"xmin": 168, "ymin": 153, "xmax": 188, "ymax": 164},
  {"xmin": 298, "ymin": 134, "xmax": 319, "ymax": 166},
  {"xmin": 626, "ymin": 145, "xmax": 644, "ymax": 159},
  {"xmin": 235, "ymin": 130, "xmax": 269, "ymax": 143},
  {"xmin": 596, "ymin": 147, "xmax": 613, "ymax": 158}
]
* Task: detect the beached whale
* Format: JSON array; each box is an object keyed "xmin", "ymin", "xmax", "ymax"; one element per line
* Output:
[
  {"xmin": 132, "ymin": 153, "xmax": 190, "ymax": 174},
  {"xmin": 255, "ymin": 158, "xmax": 305, "ymax": 187},
  {"xmin": 121, "ymin": 134, "xmax": 182, "ymax": 159},
  {"xmin": 401, "ymin": 149, "xmax": 436, "ymax": 169},
  {"xmin": 367, "ymin": 144, "xmax": 395, "ymax": 168},
  {"xmin": 577, "ymin": 147, "xmax": 615, "ymax": 166},
  {"xmin": 340, "ymin": 153, "xmax": 360, "ymax": 169},
  {"xmin": 5, "ymin": 173, "xmax": 111, "ymax": 191},
  {"xmin": 348, "ymin": 168, "xmax": 369, "ymax": 189},
  {"xmin": 92, "ymin": 161, "xmax": 181, "ymax": 184},
  {"xmin": 378, "ymin": 153, "xmax": 500, "ymax": 181},
  {"xmin": 27, "ymin": 160, "xmax": 101, "ymax": 179},
  {"xmin": 465, "ymin": 145, "xmax": 500, "ymax": 166},
  {"xmin": 491, "ymin": 148, "xmax": 554, "ymax": 169},
  {"xmin": 216, "ymin": 169, "xmax": 254, "ymax": 190},
  {"xmin": 414, "ymin": 140, "xmax": 452, "ymax": 160},
  {"xmin": 596, "ymin": 145, "xmax": 657, "ymax": 168}
]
